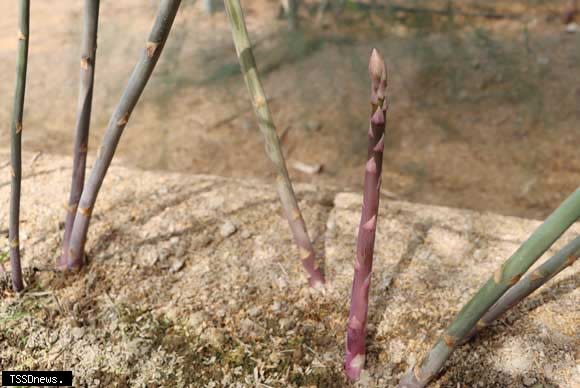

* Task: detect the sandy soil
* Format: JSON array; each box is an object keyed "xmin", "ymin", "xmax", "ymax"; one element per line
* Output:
[{"xmin": 0, "ymin": 152, "xmax": 578, "ymax": 387}]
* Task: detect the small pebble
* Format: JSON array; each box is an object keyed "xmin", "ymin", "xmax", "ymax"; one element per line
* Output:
[
  {"xmin": 304, "ymin": 120, "xmax": 321, "ymax": 131},
  {"xmin": 523, "ymin": 376, "xmax": 537, "ymax": 386},
  {"xmin": 202, "ymin": 328, "xmax": 225, "ymax": 347},
  {"xmin": 71, "ymin": 327, "xmax": 85, "ymax": 340},
  {"xmin": 240, "ymin": 229, "xmax": 252, "ymax": 239},
  {"xmin": 187, "ymin": 311, "xmax": 209, "ymax": 335},
  {"xmin": 220, "ymin": 221, "xmax": 237, "ymax": 238},
  {"xmin": 169, "ymin": 259, "xmax": 185, "ymax": 273}
]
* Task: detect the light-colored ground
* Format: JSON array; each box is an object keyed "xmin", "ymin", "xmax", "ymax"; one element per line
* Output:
[{"xmin": 1, "ymin": 152, "xmax": 578, "ymax": 387}]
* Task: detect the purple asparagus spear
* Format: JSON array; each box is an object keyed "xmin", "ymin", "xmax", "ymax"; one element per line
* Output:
[{"xmin": 344, "ymin": 48, "xmax": 388, "ymax": 381}]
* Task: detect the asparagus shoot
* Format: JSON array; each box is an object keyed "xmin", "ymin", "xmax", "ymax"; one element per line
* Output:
[
  {"xmin": 344, "ymin": 48, "xmax": 388, "ymax": 381},
  {"xmin": 224, "ymin": 0, "xmax": 325, "ymax": 287}
]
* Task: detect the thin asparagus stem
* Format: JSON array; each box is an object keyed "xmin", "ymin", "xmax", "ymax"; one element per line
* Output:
[
  {"xmin": 60, "ymin": 0, "xmax": 100, "ymax": 269},
  {"xmin": 223, "ymin": 0, "xmax": 325, "ymax": 287},
  {"xmin": 458, "ymin": 235, "xmax": 580, "ymax": 345},
  {"xmin": 399, "ymin": 187, "xmax": 580, "ymax": 388},
  {"xmin": 344, "ymin": 49, "xmax": 388, "ymax": 381},
  {"xmin": 286, "ymin": 0, "xmax": 299, "ymax": 30},
  {"xmin": 66, "ymin": 0, "xmax": 182, "ymax": 268},
  {"xmin": 8, "ymin": 0, "xmax": 30, "ymax": 292}
]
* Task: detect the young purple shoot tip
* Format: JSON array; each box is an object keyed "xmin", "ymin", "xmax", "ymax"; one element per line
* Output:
[
  {"xmin": 224, "ymin": 0, "xmax": 325, "ymax": 287},
  {"xmin": 8, "ymin": 0, "xmax": 30, "ymax": 292},
  {"xmin": 344, "ymin": 48, "xmax": 388, "ymax": 381},
  {"xmin": 60, "ymin": 0, "xmax": 100, "ymax": 270},
  {"xmin": 66, "ymin": 0, "xmax": 182, "ymax": 269}
]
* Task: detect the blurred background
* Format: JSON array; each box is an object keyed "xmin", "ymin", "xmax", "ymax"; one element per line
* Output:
[{"xmin": 0, "ymin": 0, "xmax": 578, "ymax": 220}]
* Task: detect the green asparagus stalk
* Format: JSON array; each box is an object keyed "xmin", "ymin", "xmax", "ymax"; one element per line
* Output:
[
  {"xmin": 286, "ymin": 0, "xmax": 299, "ymax": 30},
  {"xmin": 66, "ymin": 0, "xmax": 182, "ymax": 268},
  {"xmin": 344, "ymin": 49, "xmax": 388, "ymax": 381},
  {"xmin": 399, "ymin": 187, "xmax": 580, "ymax": 388},
  {"xmin": 8, "ymin": 0, "xmax": 30, "ymax": 292},
  {"xmin": 60, "ymin": 0, "xmax": 100, "ymax": 269},
  {"xmin": 224, "ymin": 0, "xmax": 325, "ymax": 287},
  {"xmin": 458, "ymin": 235, "xmax": 580, "ymax": 345}
]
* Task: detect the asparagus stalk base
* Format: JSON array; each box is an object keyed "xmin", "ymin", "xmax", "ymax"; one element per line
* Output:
[
  {"xmin": 66, "ymin": 0, "xmax": 182, "ymax": 268},
  {"xmin": 60, "ymin": 0, "xmax": 101, "ymax": 269}
]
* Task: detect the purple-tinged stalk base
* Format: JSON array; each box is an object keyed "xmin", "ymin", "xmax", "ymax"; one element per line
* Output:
[
  {"xmin": 66, "ymin": 0, "xmax": 182, "ymax": 268},
  {"xmin": 60, "ymin": 0, "xmax": 100, "ymax": 270}
]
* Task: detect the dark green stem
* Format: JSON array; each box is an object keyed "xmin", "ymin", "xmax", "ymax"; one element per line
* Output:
[{"xmin": 9, "ymin": 0, "xmax": 30, "ymax": 292}]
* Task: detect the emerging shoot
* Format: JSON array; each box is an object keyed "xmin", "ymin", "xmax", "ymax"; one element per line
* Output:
[{"xmin": 344, "ymin": 48, "xmax": 388, "ymax": 381}]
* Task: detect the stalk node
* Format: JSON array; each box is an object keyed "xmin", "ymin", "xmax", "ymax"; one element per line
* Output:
[
  {"xmin": 362, "ymin": 215, "xmax": 377, "ymax": 231},
  {"xmin": 373, "ymin": 134, "xmax": 385, "ymax": 152},
  {"xmin": 365, "ymin": 157, "xmax": 377, "ymax": 173},
  {"xmin": 116, "ymin": 113, "xmax": 129, "ymax": 126},
  {"xmin": 529, "ymin": 269, "xmax": 545, "ymax": 281},
  {"xmin": 349, "ymin": 315, "xmax": 363, "ymax": 330},
  {"xmin": 292, "ymin": 209, "xmax": 301, "ymax": 221},
  {"xmin": 442, "ymin": 333, "xmax": 457, "ymax": 347},
  {"xmin": 413, "ymin": 365, "xmax": 423, "ymax": 381},
  {"xmin": 254, "ymin": 95, "xmax": 266, "ymax": 109},
  {"xmin": 80, "ymin": 56, "xmax": 90, "ymax": 70},
  {"xmin": 493, "ymin": 267, "xmax": 503, "ymax": 283},
  {"xmin": 508, "ymin": 273, "xmax": 522, "ymax": 286},
  {"xmin": 67, "ymin": 203, "xmax": 78, "ymax": 213},
  {"xmin": 146, "ymin": 41, "xmax": 159, "ymax": 58}
]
